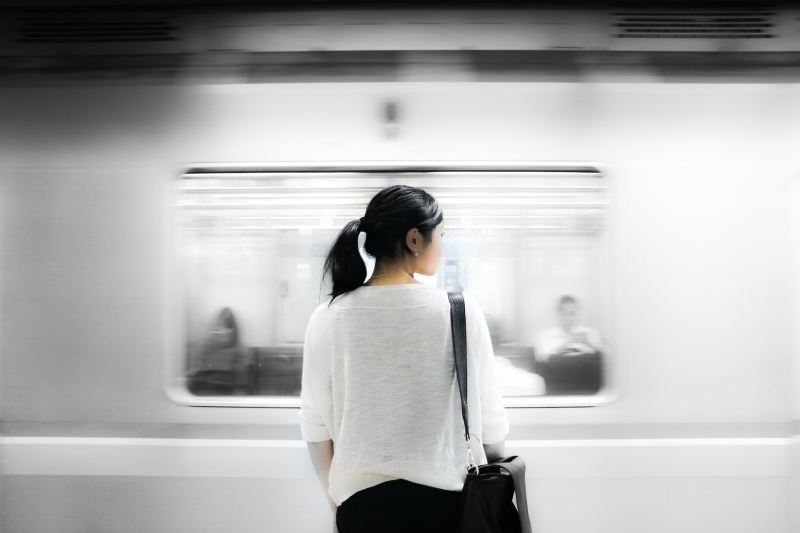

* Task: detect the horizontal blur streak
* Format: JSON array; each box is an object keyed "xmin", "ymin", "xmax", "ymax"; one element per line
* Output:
[
  {"xmin": 1, "ymin": 436, "xmax": 793, "ymax": 446},
  {"xmin": 3, "ymin": 51, "xmax": 800, "ymax": 85},
  {"xmin": 2, "ymin": 6, "xmax": 800, "ymax": 84},
  {"xmin": 2, "ymin": 436, "xmax": 794, "ymax": 478}
]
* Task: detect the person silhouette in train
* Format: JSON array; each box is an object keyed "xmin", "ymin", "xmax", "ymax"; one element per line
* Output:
[
  {"xmin": 187, "ymin": 307, "xmax": 249, "ymax": 396},
  {"xmin": 535, "ymin": 295, "xmax": 606, "ymax": 362}
]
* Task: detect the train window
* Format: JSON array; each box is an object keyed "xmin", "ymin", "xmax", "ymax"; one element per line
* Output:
[{"xmin": 166, "ymin": 163, "xmax": 613, "ymax": 407}]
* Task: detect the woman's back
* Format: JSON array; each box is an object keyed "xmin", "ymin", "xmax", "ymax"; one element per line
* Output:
[
  {"xmin": 302, "ymin": 184, "xmax": 509, "ymax": 532},
  {"xmin": 300, "ymin": 283, "xmax": 509, "ymax": 507}
]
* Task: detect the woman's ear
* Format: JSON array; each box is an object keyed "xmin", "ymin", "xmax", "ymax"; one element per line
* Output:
[{"xmin": 406, "ymin": 228, "xmax": 419, "ymax": 253}]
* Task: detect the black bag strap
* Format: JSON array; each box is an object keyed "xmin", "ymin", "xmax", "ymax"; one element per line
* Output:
[
  {"xmin": 447, "ymin": 291, "xmax": 470, "ymax": 444},
  {"xmin": 448, "ymin": 291, "xmax": 533, "ymax": 533}
]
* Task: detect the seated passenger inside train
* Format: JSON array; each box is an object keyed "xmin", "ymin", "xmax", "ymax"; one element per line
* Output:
[
  {"xmin": 535, "ymin": 295, "xmax": 607, "ymax": 395},
  {"xmin": 536, "ymin": 295, "xmax": 606, "ymax": 361},
  {"xmin": 187, "ymin": 307, "xmax": 251, "ymax": 396}
]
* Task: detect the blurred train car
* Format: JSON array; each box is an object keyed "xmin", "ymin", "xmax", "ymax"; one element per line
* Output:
[{"xmin": 1, "ymin": 2, "xmax": 800, "ymax": 532}]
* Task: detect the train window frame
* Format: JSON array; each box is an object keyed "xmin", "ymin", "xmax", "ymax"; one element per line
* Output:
[{"xmin": 163, "ymin": 162, "xmax": 618, "ymax": 408}]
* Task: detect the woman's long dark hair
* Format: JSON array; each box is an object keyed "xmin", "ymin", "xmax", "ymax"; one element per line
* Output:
[{"xmin": 322, "ymin": 185, "xmax": 443, "ymax": 303}]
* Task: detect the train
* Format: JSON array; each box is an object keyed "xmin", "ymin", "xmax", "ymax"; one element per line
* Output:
[{"xmin": 1, "ymin": 2, "xmax": 799, "ymax": 532}]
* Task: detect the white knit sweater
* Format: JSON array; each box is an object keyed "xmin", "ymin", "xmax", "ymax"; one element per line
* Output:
[{"xmin": 299, "ymin": 283, "xmax": 509, "ymax": 506}]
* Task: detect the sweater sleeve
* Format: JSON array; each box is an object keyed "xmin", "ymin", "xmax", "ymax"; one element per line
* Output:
[
  {"xmin": 464, "ymin": 292, "xmax": 510, "ymax": 446},
  {"xmin": 299, "ymin": 305, "xmax": 333, "ymax": 443}
]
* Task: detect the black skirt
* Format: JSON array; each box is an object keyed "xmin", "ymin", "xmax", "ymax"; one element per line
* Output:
[{"xmin": 336, "ymin": 479, "xmax": 462, "ymax": 533}]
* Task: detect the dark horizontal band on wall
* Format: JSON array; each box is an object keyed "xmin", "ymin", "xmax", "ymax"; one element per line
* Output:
[{"xmin": 3, "ymin": 50, "xmax": 800, "ymax": 85}]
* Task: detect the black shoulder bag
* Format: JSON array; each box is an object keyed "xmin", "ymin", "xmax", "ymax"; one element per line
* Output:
[{"xmin": 448, "ymin": 292, "xmax": 533, "ymax": 533}]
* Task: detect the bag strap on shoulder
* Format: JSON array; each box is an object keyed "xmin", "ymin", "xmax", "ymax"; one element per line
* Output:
[
  {"xmin": 447, "ymin": 291, "xmax": 470, "ymax": 444},
  {"xmin": 448, "ymin": 291, "xmax": 533, "ymax": 533}
]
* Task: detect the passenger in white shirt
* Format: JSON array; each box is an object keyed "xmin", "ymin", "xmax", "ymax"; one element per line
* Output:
[
  {"xmin": 300, "ymin": 185, "xmax": 508, "ymax": 533},
  {"xmin": 536, "ymin": 295, "xmax": 607, "ymax": 362}
]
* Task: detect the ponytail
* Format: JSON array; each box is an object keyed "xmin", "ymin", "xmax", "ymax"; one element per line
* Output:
[
  {"xmin": 322, "ymin": 185, "xmax": 443, "ymax": 304},
  {"xmin": 322, "ymin": 219, "xmax": 368, "ymax": 303}
]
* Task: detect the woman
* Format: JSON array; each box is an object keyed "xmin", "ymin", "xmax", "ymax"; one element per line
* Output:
[{"xmin": 299, "ymin": 185, "xmax": 509, "ymax": 533}]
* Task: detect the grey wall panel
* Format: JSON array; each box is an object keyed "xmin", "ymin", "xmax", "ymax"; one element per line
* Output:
[
  {"xmin": 1, "ymin": 83, "xmax": 797, "ymax": 426},
  {"xmin": 1, "ymin": 475, "xmax": 789, "ymax": 533},
  {"xmin": 1, "ymin": 476, "xmax": 333, "ymax": 533}
]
